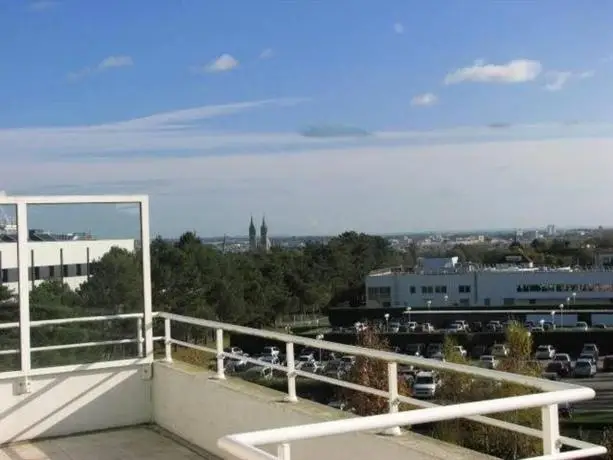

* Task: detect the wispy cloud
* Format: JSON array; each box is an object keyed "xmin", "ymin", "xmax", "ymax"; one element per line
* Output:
[
  {"xmin": 28, "ymin": 1, "xmax": 58, "ymax": 12},
  {"xmin": 259, "ymin": 48, "xmax": 274, "ymax": 60},
  {"xmin": 544, "ymin": 69, "xmax": 594, "ymax": 91},
  {"xmin": 194, "ymin": 54, "xmax": 239, "ymax": 73},
  {"xmin": 444, "ymin": 59, "xmax": 542, "ymax": 85},
  {"xmin": 393, "ymin": 23, "xmax": 404, "ymax": 34},
  {"xmin": 411, "ymin": 93, "xmax": 438, "ymax": 107},
  {"xmin": 68, "ymin": 55, "xmax": 133, "ymax": 81}
]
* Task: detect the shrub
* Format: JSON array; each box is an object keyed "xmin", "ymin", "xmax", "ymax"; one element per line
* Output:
[
  {"xmin": 342, "ymin": 325, "xmax": 411, "ymax": 416},
  {"xmin": 432, "ymin": 324, "xmax": 542, "ymax": 459}
]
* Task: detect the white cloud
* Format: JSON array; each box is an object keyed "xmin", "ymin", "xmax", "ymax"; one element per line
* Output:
[
  {"xmin": 544, "ymin": 69, "xmax": 595, "ymax": 91},
  {"xmin": 411, "ymin": 93, "xmax": 438, "ymax": 107},
  {"xmin": 98, "ymin": 55, "xmax": 133, "ymax": 69},
  {"xmin": 444, "ymin": 59, "xmax": 542, "ymax": 85},
  {"xmin": 4, "ymin": 100, "xmax": 613, "ymax": 236},
  {"xmin": 393, "ymin": 23, "xmax": 404, "ymax": 34},
  {"xmin": 259, "ymin": 48, "xmax": 274, "ymax": 59},
  {"xmin": 204, "ymin": 54, "xmax": 239, "ymax": 73},
  {"xmin": 68, "ymin": 55, "xmax": 134, "ymax": 80}
]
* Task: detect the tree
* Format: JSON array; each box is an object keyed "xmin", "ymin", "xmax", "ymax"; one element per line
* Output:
[
  {"xmin": 433, "ymin": 325, "xmax": 541, "ymax": 458},
  {"xmin": 341, "ymin": 326, "xmax": 411, "ymax": 416}
]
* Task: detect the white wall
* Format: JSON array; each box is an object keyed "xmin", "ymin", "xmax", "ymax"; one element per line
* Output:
[
  {"xmin": 152, "ymin": 362, "xmax": 494, "ymax": 460},
  {"xmin": 0, "ymin": 365, "xmax": 151, "ymax": 444},
  {"xmin": 0, "ymin": 239, "xmax": 135, "ymax": 292}
]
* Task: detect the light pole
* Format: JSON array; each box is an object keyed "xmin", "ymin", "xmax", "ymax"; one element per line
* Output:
[
  {"xmin": 404, "ymin": 307, "xmax": 412, "ymax": 324},
  {"xmin": 566, "ymin": 297, "xmax": 570, "ymax": 308},
  {"xmin": 384, "ymin": 313, "xmax": 390, "ymax": 331},
  {"xmin": 559, "ymin": 304, "xmax": 564, "ymax": 328},
  {"xmin": 572, "ymin": 292, "xmax": 576, "ymax": 305},
  {"xmin": 443, "ymin": 295, "xmax": 448, "ymax": 306},
  {"xmin": 426, "ymin": 300, "xmax": 432, "ymax": 311},
  {"xmin": 539, "ymin": 318, "xmax": 545, "ymax": 329},
  {"xmin": 316, "ymin": 334, "xmax": 324, "ymax": 362},
  {"xmin": 550, "ymin": 311, "xmax": 556, "ymax": 329}
]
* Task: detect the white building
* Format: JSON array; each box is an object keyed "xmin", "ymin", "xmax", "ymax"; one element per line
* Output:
[
  {"xmin": 366, "ymin": 256, "xmax": 613, "ymax": 308},
  {"xmin": 0, "ymin": 231, "xmax": 135, "ymax": 292}
]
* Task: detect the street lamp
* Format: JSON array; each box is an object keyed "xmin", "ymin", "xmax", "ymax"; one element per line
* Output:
[
  {"xmin": 550, "ymin": 311, "xmax": 556, "ymax": 329},
  {"xmin": 572, "ymin": 292, "xmax": 577, "ymax": 305},
  {"xmin": 404, "ymin": 307, "xmax": 412, "ymax": 324},
  {"xmin": 316, "ymin": 334, "xmax": 324, "ymax": 362},
  {"xmin": 559, "ymin": 304, "xmax": 564, "ymax": 328},
  {"xmin": 539, "ymin": 318, "xmax": 545, "ymax": 329},
  {"xmin": 566, "ymin": 297, "xmax": 570, "ymax": 308},
  {"xmin": 426, "ymin": 300, "xmax": 432, "ymax": 311},
  {"xmin": 384, "ymin": 313, "xmax": 390, "ymax": 331},
  {"xmin": 443, "ymin": 295, "xmax": 449, "ymax": 306}
]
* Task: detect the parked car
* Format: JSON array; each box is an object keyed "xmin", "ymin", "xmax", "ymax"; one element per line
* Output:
[
  {"xmin": 426, "ymin": 343, "xmax": 443, "ymax": 358},
  {"xmin": 471, "ymin": 345, "xmax": 488, "ymax": 360},
  {"xmin": 479, "ymin": 355, "xmax": 498, "ymax": 369},
  {"xmin": 559, "ymin": 402, "xmax": 573, "ymax": 419},
  {"xmin": 491, "ymin": 344, "xmax": 509, "ymax": 358},
  {"xmin": 573, "ymin": 359, "xmax": 597, "ymax": 378},
  {"xmin": 553, "ymin": 353, "xmax": 571, "ymax": 365},
  {"xmin": 581, "ymin": 343, "xmax": 599, "ymax": 360},
  {"xmin": 445, "ymin": 323, "xmax": 464, "ymax": 334},
  {"xmin": 388, "ymin": 322, "xmax": 401, "ymax": 333},
  {"xmin": 544, "ymin": 361, "xmax": 571, "ymax": 378},
  {"xmin": 535, "ymin": 345, "xmax": 556, "ymax": 360},
  {"xmin": 419, "ymin": 323, "xmax": 435, "ymax": 333},
  {"xmin": 578, "ymin": 353, "xmax": 597, "ymax": 365},
  {"xmin": 574, "ymin": 322, "xmax": 589, "ymax": 331},
  {"xmin": 603, "ymin": 355, "xmax": 613, "ymax": 372},
  {"xmin": 412, "ymin": 371, "xmax": 440, "ymax": 399},
  {"xmin": 262, "ymin": 346, "xmax": 280, "ymax": 357}
]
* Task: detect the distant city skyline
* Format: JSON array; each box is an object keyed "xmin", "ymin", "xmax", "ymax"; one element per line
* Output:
[{"xmin": 2, "ymin": 2, "xmax": 613, "ymax": 236}]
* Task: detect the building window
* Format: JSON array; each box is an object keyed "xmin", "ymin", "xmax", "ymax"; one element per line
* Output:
[
  {"xmin": 503, "ymin": 298, "xmax": 515, "ymax": 306},
  {"xmin": 76, "ymin": 264, "xmax": 82, "ymax": 276},
  {"xmin": 49, "ymin": 265, "xmax": 55, "ymax": 277},
  {"xmin": 1, "ymin": 269, "xmax": 7, "ymax": 283},
  {"xmin": 63, "ymin": 264, "xmax": 69, "ymax": 277},
  {"xmin": 529, "ymin": 299, "xmax": 536, "ymax": 305},
  {"xmin": 484, "ymin": 298, "xmax": 491, "ymax": 306},
  {"xmin": 409, "ymin": 286, "xmax": 416, "ymax": 294},
  {"xmin": 435, "ymin": 285, "xmax": 447, "ymax": 294},
  {"xmin": 34, "ymin": 267, "xmax": 40, "ymax": 280},
  {"xmin": 459, "ymin": 285, "xmax": 471, "ymax": 294}
]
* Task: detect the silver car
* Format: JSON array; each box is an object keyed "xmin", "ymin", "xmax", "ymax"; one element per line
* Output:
[{"xmin": 573, "ymin": 359, "xmax": 597, "ymax": 378}]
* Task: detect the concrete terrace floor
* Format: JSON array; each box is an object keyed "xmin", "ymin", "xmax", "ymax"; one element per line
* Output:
[{"xmin": 0, "ymin": 427, "xmax": 212, "ymax": 460}]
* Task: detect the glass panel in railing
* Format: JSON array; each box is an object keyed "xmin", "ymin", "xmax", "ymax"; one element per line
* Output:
[{"xmin": 27, "ymin": 200, "xmax": 144, "ymax": 368}]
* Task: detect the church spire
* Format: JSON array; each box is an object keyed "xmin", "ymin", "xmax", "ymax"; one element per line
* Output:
[
  {"xmin": 249, "ymin": 215, "xmax": 257, "ymax": 251},
  {"xmin": 260, "ymin": 215, "xmax": 270, "ymax": 252}
]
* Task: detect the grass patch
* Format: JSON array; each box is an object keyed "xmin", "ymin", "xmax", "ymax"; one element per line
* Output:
[{"xmin": 564, "ymin": 411, "xmax": 613, "ymax": 426}]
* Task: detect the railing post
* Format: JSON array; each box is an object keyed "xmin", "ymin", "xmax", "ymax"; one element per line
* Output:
[
  {"xmin": 541, "ymin": 404, "xmax": 561, "ymax": 455},
  {"xmin": 277, "ymin": 443, "xmax": 291, "ymax": 460},
  {"xmin": 285, "ymin": 342, "xmax": 298, "ymax": 402},
  {"xmin": 164, "ymin": 318, "xmax": 173, "ymax": 363},
  {"xmin": 385, "ymin": 361, "xmax": 402, "ymax": 436},
  {"xmin": 215, "ymin": 328, "xmax": 226, "ymax": 380},
  {"xmin": 136, "ymin": 317, "xmax": 144, "ymax": 358}
]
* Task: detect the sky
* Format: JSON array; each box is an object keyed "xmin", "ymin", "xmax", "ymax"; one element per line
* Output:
[{"xmin": 2, "ymin": 1, "xmax": 613, "ymax": 237}]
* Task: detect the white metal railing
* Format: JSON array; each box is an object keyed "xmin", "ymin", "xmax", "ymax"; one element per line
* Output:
[
  {"xmin": 0, "ymin": 313, "xmax": 165, "ymax": 381},
  {"xmin": 155, "ymin": 312, "xmax": 606, "ymax": 460},
  {"xmin": 0, "ymin": 311, "xmax": 607, "ymax": 459}
]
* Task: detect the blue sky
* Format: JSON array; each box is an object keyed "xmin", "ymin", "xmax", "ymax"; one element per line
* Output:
[{"xmin": 1, "ymin": 1, "xmax": 613, "ymax": 237}]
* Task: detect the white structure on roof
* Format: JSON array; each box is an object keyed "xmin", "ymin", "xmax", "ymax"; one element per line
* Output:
[
  {"xmin": 366, "ymin": 257, "xmax": 613, "ymax": 308},
  {"xmin": 0, "ymin": 237, "xmax": 135, "ymax": 292}
]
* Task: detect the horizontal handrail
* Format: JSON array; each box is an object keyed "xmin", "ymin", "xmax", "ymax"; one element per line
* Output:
[
  {"xmin": 0, "ymin": 312, "xmax": 144, "ymax": 331},
  {"xmin": 157, "ymin": 312, "xmax": 606, "ymax": 460},
  {"xmin": 218, "ymin": 388, "xmax": 602, "ymax": 460},
  {"xmin": 157, "ymin": 311, "xmax": 582, "ymax": 392}
]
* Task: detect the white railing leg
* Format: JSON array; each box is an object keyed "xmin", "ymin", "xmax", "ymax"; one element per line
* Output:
[
  {"xmin": 541, "ymin": 404, "xmax": 560, "ymax": 455},
  {"xmin": 277, "ymin": 443, "xmax": 291, "ymax": 460},
  {"xmin": 215, "ymin": 328, "xmax": 226, "ymax": 380},
  {"xmin": 285, "ymin": 342, "xmax": 298, "ymax": 402},
  {"xmin": 136, "ymin": 317, "xmax": 144, "ymax": 358},
  {"xmin": 164, "ymin": 318, "xmax": 173, "ymax": 363},
  {"xmin": 385, "ymin": 361, "xmax": 402, "ymax": 436}
]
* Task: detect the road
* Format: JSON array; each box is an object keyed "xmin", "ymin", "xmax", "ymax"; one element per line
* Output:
[{"xmin": 561, "ymin": 372, "xmax": 613, "ymax": 411}]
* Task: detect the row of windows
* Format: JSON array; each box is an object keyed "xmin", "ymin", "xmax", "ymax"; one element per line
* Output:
[
  {"xmin": 517, "ymin": 284, "xmax": 613, "ymax": 293},
  {"xmin": 409, "ymin": 284, "xmax": 471, "ymax": 295},
  {"xmin": 1, "ymin": 263, "xmax": 89, "ymax": 283},
  {"xmin": 367, "ymin": 287, "xmax": 391, "ymax": 297}
]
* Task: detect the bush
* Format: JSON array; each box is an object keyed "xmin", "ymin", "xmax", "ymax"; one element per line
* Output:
[
  {"xmin": 342, "ymin": 326, "xmax": 411, "ymax": 416},
  {"xmin": 432, "ymin": 323, "xmax": 542, "ymax": 459}
]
